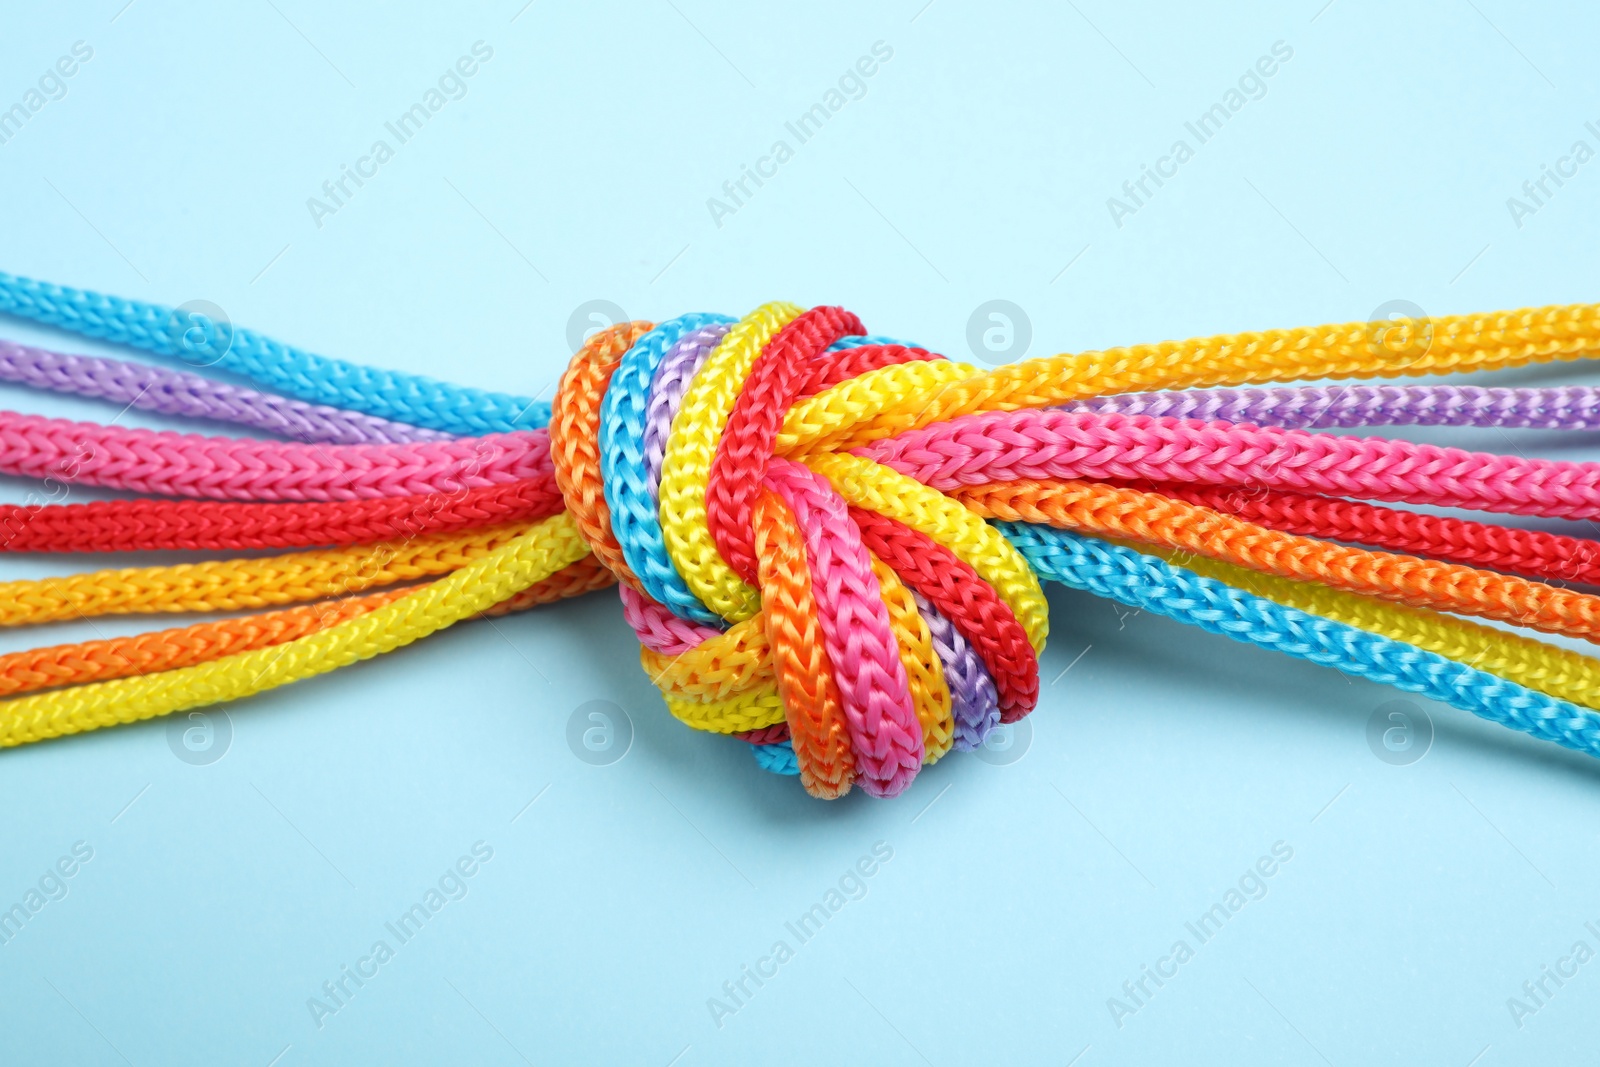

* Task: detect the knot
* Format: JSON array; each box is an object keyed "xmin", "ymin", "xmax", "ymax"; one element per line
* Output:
[{"xmin": 549, "ymin": 305, "xmax": 1048, "ymax": 798}]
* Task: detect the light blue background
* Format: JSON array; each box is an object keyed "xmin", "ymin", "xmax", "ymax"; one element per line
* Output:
[{"xmin": 2, "ymin": 1, "xmax": 1599, "ymax": 1064}]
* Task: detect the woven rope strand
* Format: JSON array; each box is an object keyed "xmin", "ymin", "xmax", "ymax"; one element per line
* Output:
[
  {"xmin": 1152, "ymin": 547, "xmax": 1600, "ymax": 714},
  {"xmin": 0, "ymin": 477, "xmax": 562, "ymax": 553},
  {"xmin": 0, "ymin": 513, "xmax": 590, "ymax": 746},
  {"xmin": 866, "ymin": 409, "xmax": 1600, "ymax": 522},
  {"xmin": 5, "ymin": 283, "xmax": 1600, "ymax": 801},
  {"xmin": 1145, "ymin": 483, "xmax": 1600, "ymax": 587},
  {"xmin": 0, "ymin": 556, "xmax": 613, "ymax": 697},
  {"xmin": 0, "ymin": 411, "xmax": 548, "ymax": 501},
  {"xmin": 1071, "ymin": 383, "xmax": 1600, "ymax": 430},
  {"xmin": 0, "ymin": 272, "xmax": 545, "ymax": 434},
  {"xmin": 0, "ymin": 339, "xmax": 448, "ymax": 444},
  {"xmin": 956, "ymin": 480, "xmax": 1600, "ymax": 646},
  {"xmin": 781, "ymin": 303, "xmax": 1600, "ymax": 454},
  {"xmin": 0, "ymin": 523, "xmax": 532, "ymax": 626},
  {"xmin": 1004, "ymin": 525, "xmax": 1600, "ymax": 759}
]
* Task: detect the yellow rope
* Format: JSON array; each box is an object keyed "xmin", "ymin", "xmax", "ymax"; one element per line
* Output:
[
  {"xmin": 0, "ymin": 514, "xmax": 588, "ymax": 746},
  {"xmin": 1161, "ymin": 547, "xmax": 1600, "ymax": 713},
  {"xmin": 781, "ymin": 303, "xmax": 1600, "ymax": 454},
  {"xmin": 0, "ymin": 524, "xmax": 532, "ymax": 625}
]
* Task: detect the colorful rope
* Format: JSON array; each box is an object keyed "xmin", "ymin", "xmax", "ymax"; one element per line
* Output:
[
  {"xmin": 0, "ymin": 478, "xmax": 562, "ymax": 552},
  {"xmin": 0, "ymin": 338, "xmax": 448, "ymax": 444},
  {"xmin": 1005, "ymin": 526, "xmax": 1600, "ymax": 759},
  {"xmin": 1071, "ymin": 383, "xmax": 1600, "ymax": 430},
  {"xmin": 862, "ymin": 410, "xmax": 1600, "ymax": 521},
  {"xmin": 2, "ymin": 272, "xmax": 1600, "ymax": 801},
  {"xmin": 953, "ymin": 481, "xmax": 1600, "ymax": 646},
  {"xmin": 0, "ymin": 412, "xmax": 546, "ymax": 501},
  {"xmin": 0, "ymin": 556, "xmax": 609, "ymax": 696},
  {"xmin": 0, "ymin": 272, "xmax": 544, "ymax": 434},
  {"xmin": 0, "ymin": 514, "xmax": 590, "ymax": 745},
  {"xmin": 1131, "ymin": 484, "xmax": 1600, "ymax": 587},
  {"xmin": 0, "ymin": 523, "xmax": 536, "ymax": 625}
]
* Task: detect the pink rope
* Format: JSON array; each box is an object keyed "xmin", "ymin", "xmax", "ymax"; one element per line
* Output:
[
  {"xmin": 619, "ymin": 585, "xmax": 719, "ymax": 656},
  {"xmin": 863, "ymin": 410, "xmax": 1600, "ymax": 521},
  {"xmin": 765, "ymin": 458, "xmax": 921, "ymax": 797},
  {"xmin": 0, "ymin": 412, "xmax": 548, "ymax": 501}
]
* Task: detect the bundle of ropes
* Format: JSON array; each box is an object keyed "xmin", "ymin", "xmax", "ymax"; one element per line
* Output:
[{"xmin": 1, "ymin": 272, "xmax": 1598, "ymax": 799}]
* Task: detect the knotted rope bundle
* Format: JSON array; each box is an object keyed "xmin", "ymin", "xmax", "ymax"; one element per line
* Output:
[
  {"xmin": 549, "ymin": 306, "xmax": 1046, "ymax": 797},
  {"xmin": 2, "ymin": 272, "xmax": 1600, "ymax": 799}
]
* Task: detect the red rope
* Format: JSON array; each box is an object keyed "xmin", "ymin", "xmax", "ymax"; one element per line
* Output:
[
  {"xmin": 0, "ymin": 477, "xmax": 563, "ymax": 552},
  {"xmin": 850, "ymin": 508, "xmax": 1040, "ymax": 721},
  {"xmin": 1146, "ymin": 482, "xmax": 1600, "ymax": 586}
]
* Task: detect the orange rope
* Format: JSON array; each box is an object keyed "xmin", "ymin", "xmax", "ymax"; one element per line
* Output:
[
  {"xmin": 0, "ymin": 555, "xmax": 613, "ymax": 697},
  {"xmin": 956, "ymin": 480, "xmax": 1600, "ymax": 644}
]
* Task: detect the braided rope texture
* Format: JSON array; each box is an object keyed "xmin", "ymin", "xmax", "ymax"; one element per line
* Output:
[
  {"xmin": 0, "ymin": 272, "xmax": 544, "ymax": 434},
  {"xmin": 1071, "ymin": 383, "xmax": 1600, "ymax": 430},
  {"xmin": 0, "ymin": 478, "xmax": 563, "ymax": 552},
  {"xmin": 2, "ymin": 273, "xmax": 1600, "ymax": 801},
  {"xmin": 0, "ymin": 339, "xmax": 448, "ymax": 444},
  {"xmin": 0, "ymin": 411, "xmax": 547, "ymax": 501}
]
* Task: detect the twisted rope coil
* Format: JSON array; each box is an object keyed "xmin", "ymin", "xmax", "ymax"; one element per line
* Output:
[{"xmin": 0, "ymin": 273, "xmax": 1598, "ymax": 799}]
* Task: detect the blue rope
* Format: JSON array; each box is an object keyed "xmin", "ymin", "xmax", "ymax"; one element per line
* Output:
[
  {"xmin": 751, "ymin": 740, "xmax": 800, "ymax": 775},
  {"xmin": 600, "ymin": 314, "xmax": 736, "ymax": 625},
  {"xmin": 1003, "ymin": 524, "xmax": 1600, "ymax": 759},
  {"xmin": 0, "ymin": 271, "xmax": 547, "ymax": 435}
]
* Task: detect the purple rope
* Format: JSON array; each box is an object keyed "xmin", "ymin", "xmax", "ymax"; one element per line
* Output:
[
  {"xmin": 643, "ymin": 323, "xmax": 732, "ymax": 488},
  {"xmin": 1068, "ymin": 384, "xmax": 1600, "ymax": 430},
  {"xmin": 0, "ymin": 338, "xmax": 448, "ymax": 444},
  {"xmin": 914, "ymin": 590, "xmax": 1000, "ymax": 752}
]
